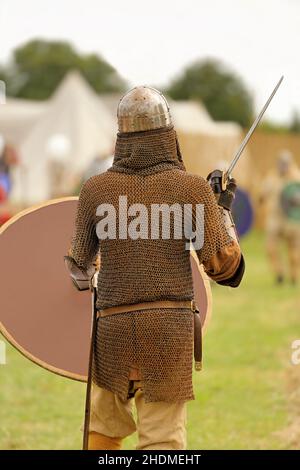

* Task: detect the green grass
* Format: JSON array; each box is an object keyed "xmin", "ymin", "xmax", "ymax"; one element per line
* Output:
[{"xmin": 1, "ymin": 231, "xmax": 300, "ymax": 449}]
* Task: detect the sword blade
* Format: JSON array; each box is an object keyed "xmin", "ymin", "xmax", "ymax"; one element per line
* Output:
[{"xmin": 225, "ymin": 75, "xmax": 284, "ymax": 180}]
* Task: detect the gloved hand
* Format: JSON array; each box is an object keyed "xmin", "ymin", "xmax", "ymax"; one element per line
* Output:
[
  {"xmin": 64, "ymin": 255, "xmax": 90, "ymax": 291},
  {"xmin": 64, "ymin": 253, "xmax": 100, "ymax": 291},
  {"xmin": 207, "ymin": 169, "xmax": 237, "ymax": 211}
]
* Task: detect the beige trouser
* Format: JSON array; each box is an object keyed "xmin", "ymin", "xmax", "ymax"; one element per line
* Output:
[
  {"xmin": 266, "ymin": 228, "xmax": 300, "ymax": 281},
  {"xmin": 89, "ymin": 381, "xmax": 187, "ymax": 450}
]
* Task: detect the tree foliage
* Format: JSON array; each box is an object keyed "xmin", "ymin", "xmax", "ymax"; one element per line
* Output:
[
  {"xmin": 166, "ymin": 59, "xmax": 253, "ymax": 127},
  {"xmin": 0, "ymin": 39, "xmax": 126, "ymax": 100},
  {"xmin": 260, "ymin": 121, "xmax": 289, "ymax": 135}
]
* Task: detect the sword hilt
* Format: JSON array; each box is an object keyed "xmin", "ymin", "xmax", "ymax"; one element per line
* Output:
[{"xmin": 209, "ymin": 169, "xmax": 228, "ymax": 193}]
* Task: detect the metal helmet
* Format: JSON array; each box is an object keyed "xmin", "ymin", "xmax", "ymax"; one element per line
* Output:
[{"xmin": 117, "ymin": 86, "xmax": 172, "ymax": 133}]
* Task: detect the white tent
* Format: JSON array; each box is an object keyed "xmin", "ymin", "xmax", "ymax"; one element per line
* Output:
[
  {"xmin": 11, "ymin": 71, "xmax": 116, "ymax": 204},
  {"xmin": 170, "ymin": 100, "xmax": 251, "ymax": 188},
  {"xmin": 170, "ymin": 100, "xmax": 241, "ymax": 135},
  {"xmin": 0, "ymin": 97, "xmax": 46, "ymax": 145}
]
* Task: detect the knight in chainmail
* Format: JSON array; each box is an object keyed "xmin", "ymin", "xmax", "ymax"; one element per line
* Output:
[{"xmin": 65, "ymin": 86, "xmax": 245, "ymax": 450}]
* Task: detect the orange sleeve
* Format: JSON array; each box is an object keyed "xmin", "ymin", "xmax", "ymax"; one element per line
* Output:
[{"xmin": 203, "ymin": 240, "xmax": 241, "ymax": 281}]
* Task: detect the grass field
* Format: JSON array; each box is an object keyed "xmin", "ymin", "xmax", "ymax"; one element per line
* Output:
[{"xmin": 1, "ymin": 231, "xmax": 300, "ymax": 450}]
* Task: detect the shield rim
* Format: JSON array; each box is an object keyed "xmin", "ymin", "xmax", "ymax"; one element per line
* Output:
[
  {"xmin": 0, "ymin": 197, "xmax": 212, "ymax": 382},
  {"xmin": 0, "ymin": 197, "xmax": 84, "ymax": 382}
]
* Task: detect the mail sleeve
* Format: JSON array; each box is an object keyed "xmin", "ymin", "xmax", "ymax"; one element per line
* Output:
[
  {"xmin": 191, "ymin": 177, "xmax": 245, "ymax": 288},
  {"xmin": 64, "ymin": 177, "xmax": 100, "ymax": 290}
]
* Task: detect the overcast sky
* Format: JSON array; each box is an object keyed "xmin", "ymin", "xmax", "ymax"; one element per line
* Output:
[{"xmin": 0, "ymin": 0, "xmax": 299, "ymax": 123}]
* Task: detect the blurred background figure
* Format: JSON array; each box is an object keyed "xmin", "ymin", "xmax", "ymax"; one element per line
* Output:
[
  {"xmin": 0, "ymin": 135, "xmax": 19, "ymax": 226},
  {"xmin": 260, "ymin": 150, "xmax": 300, "ymax": 284}
]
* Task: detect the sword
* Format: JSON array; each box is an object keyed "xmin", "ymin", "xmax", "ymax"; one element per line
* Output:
[{"xmin": 218, "ymin": 76, "xmax": 284, "ymax": 191}]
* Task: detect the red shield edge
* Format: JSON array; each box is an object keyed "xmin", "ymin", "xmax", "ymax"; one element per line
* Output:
[{"xmin": 0, "ymin": 198, "xmax": 212, "ymax": 382}]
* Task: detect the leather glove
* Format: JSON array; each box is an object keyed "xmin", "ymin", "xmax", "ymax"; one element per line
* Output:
[
  {"xmin": 207, "ymin": 169, "xmax": 237, "ymax": 211},
  {"xmin": 64, "ymin": 256, "xmax": 90, "ymax": 291},
  {"xmin": 64, "ymin": 254, "xmax": 100, "ymax": 291}
]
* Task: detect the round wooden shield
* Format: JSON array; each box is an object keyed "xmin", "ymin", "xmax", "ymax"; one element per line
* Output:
[
  {"xmin": 232, "ymin": 188, "xmax": 254, "ymax": 237},
  {"xmin": 0, "ymin": 198, "xmax": 211, "ymax": 382},
  {"xmin": 280, "ymin": 181, "xmax": 300, "ymax": 223}
]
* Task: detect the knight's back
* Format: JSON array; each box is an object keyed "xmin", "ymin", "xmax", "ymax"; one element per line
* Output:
[
  {"xmin": 93, "ymin": 168, "xmax": 203, "ymax": 309},
  {"xmin": 92, "ymin": 167, "xmax": 206, "ymax": 207}
]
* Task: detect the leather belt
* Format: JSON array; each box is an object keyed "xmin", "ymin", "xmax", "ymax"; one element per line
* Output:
[{"xmin": 97, "ymin": 299, "xmax": 202, "ymax": 371}]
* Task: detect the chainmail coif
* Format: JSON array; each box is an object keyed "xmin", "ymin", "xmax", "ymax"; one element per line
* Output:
[
  {"xmin": 111, "ymin": 125, "xmax": 185, "ymax": 175},
  {"xmin": 70, "ymin": 126, "xmax": 233, "ymax": 402}
]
